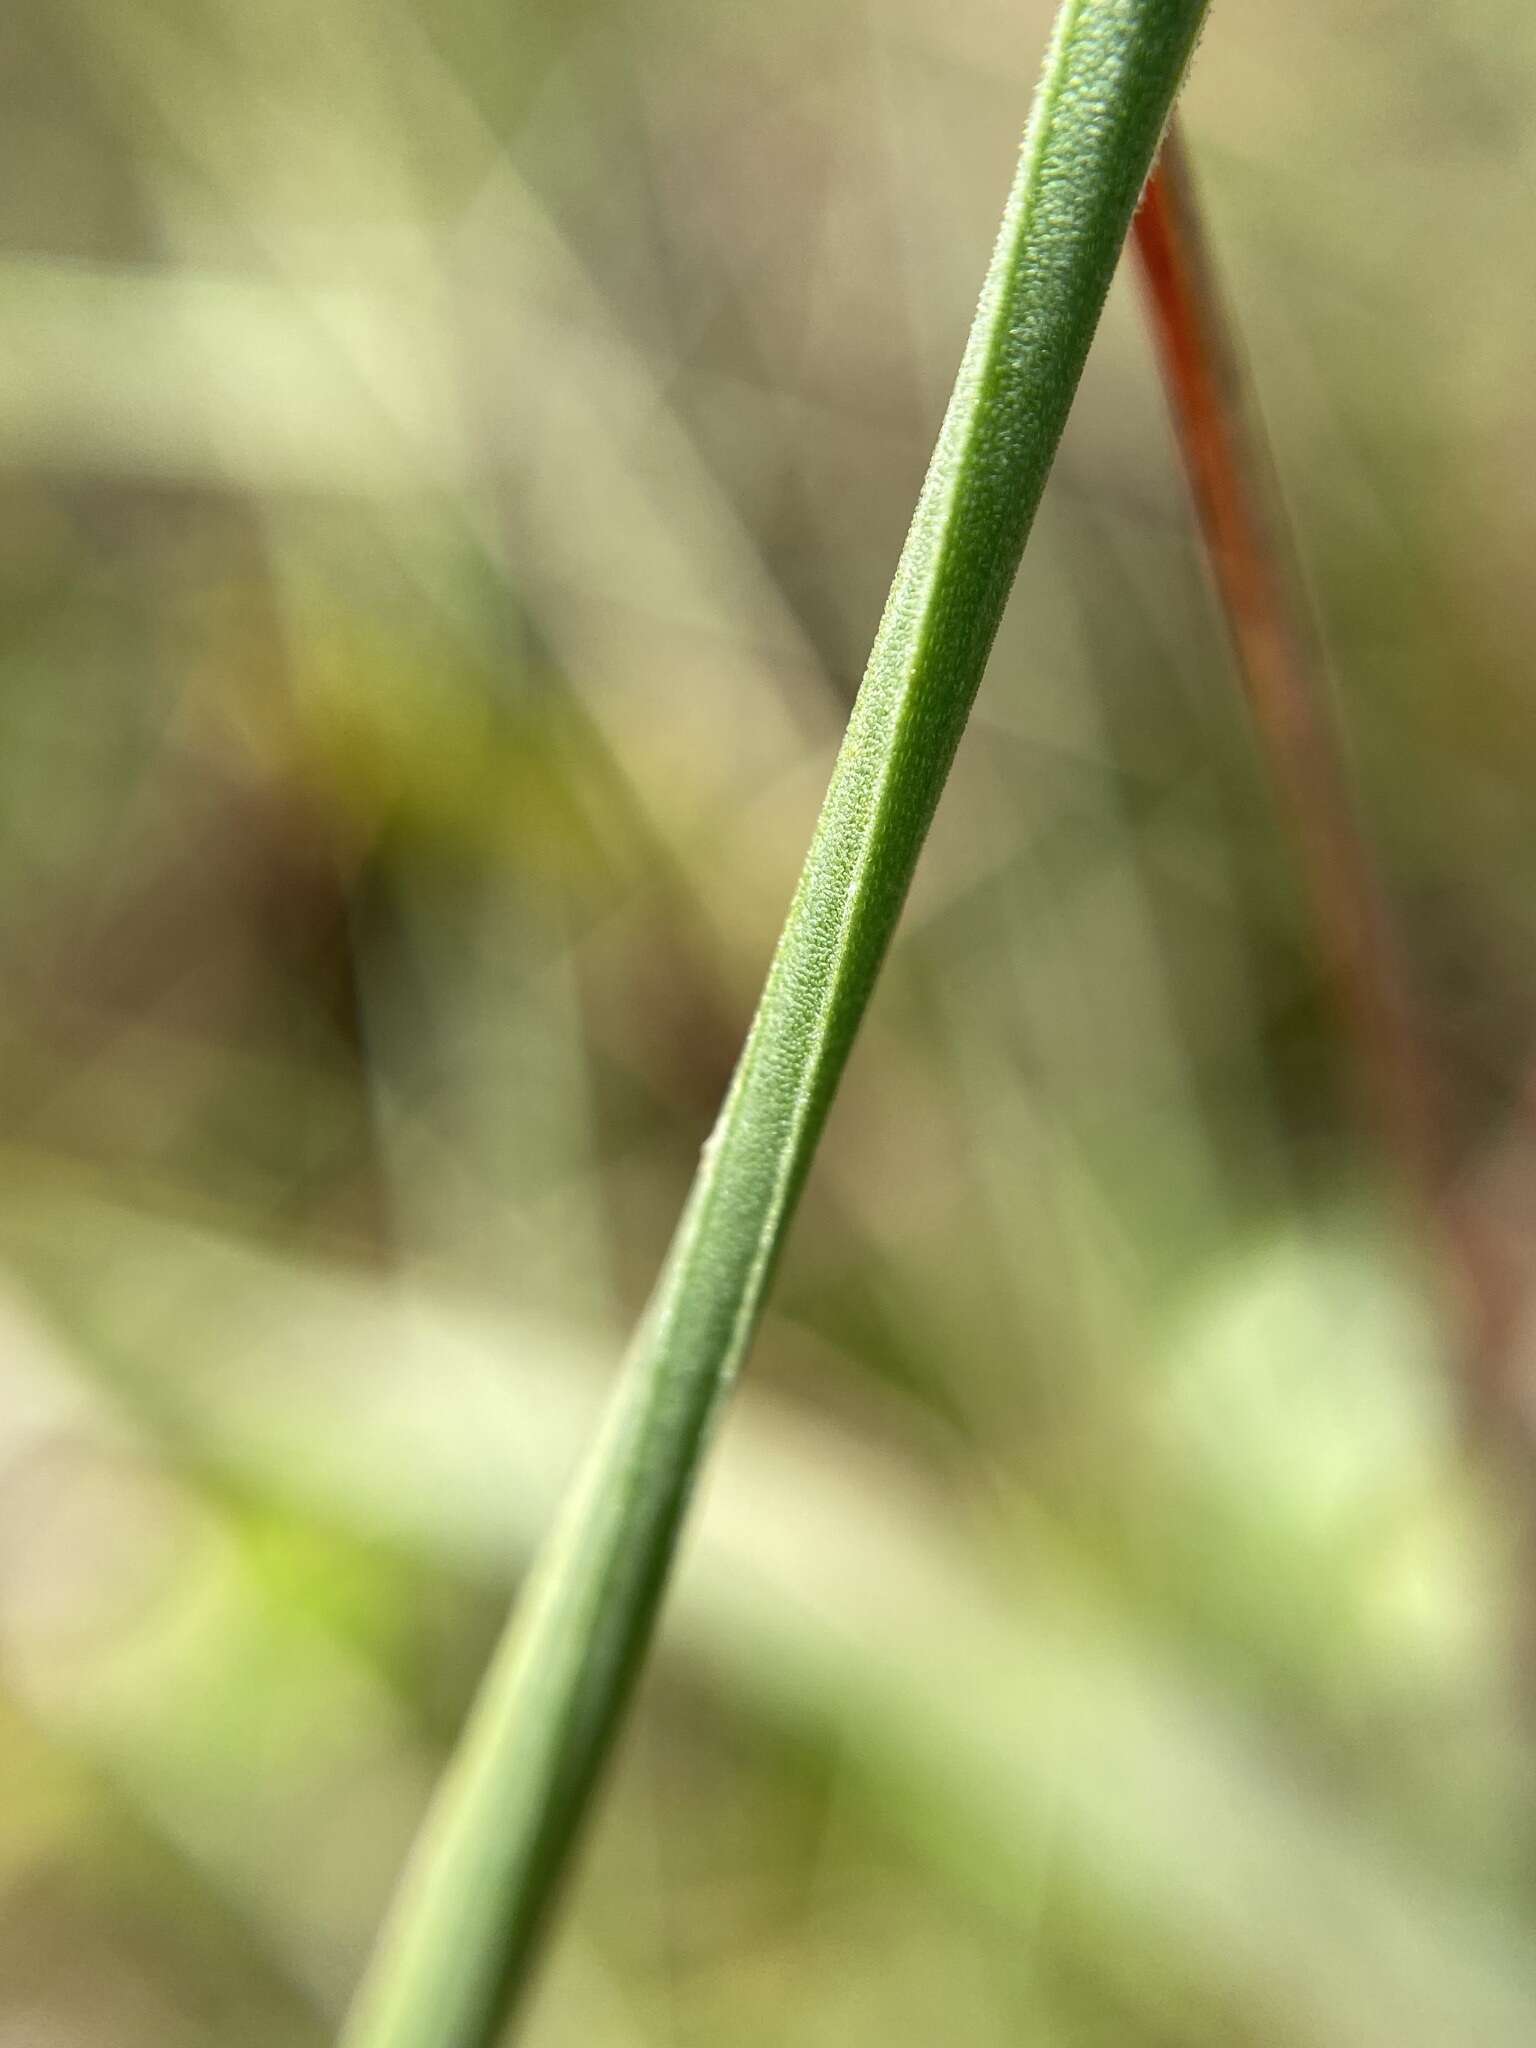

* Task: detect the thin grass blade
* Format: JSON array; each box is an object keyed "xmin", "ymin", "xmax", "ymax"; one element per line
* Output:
[{"xmin": 343, "ymin": 4, "xmax": 1210, "ymax": 2042}]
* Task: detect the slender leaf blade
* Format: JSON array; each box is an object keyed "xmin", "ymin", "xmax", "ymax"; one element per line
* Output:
[{"xmin": 343, "ymin": 4, "xmax": 1210, "ymax": 2042}]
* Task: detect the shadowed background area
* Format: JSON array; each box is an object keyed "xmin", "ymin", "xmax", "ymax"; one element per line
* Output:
[{"xmin": 4, "ymin": 2, "xmax": 1536, "ymax": 2042}]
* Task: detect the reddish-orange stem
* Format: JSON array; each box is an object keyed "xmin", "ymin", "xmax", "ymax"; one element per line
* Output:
[{"xmin": 1132, "ymin": 121, "xmax": 1521, "ymax": 1417}]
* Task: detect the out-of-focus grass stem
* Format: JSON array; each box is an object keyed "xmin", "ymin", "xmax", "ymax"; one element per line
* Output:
[{"xmin": 1132, "ymin": 120, "xmax": 1526, "ymax": 1439}]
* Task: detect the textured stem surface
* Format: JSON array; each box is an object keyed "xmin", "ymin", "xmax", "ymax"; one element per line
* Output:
[{"xmin": 342, "ymin": 6, "xmax": 1209, "ymax": 2044}]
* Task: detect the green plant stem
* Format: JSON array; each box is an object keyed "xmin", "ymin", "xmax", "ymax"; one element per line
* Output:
[{"xmin": 341, "ymin": 5, "xmax": 1209, "ymax": 2043}]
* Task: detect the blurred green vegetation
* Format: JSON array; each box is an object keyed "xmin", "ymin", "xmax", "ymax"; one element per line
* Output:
[{"xmin": 5, "ymin": 1, "xmax": 1536, "ymax": 2042}]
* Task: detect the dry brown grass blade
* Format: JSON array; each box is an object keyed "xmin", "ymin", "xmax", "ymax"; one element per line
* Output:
[{"xmin": 1131, "ymin": 120, "xmax": 1527, "ymax": 1447}]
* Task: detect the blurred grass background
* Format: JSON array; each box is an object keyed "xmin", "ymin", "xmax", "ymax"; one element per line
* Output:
[{"xmin": 5, "ymin": 1, "xmax": 1536, "ymax": 2041}]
